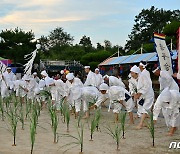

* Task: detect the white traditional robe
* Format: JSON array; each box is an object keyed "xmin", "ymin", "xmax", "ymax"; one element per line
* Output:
[
  {"xmin": 153, "ymin": 88, "xmax": 180, "ymax": 127},
  {"xmin": 136, "ymin": 72, "xmax": 154, "ymax": 115},
  {"xmin": 95, "ymin": 73, "xmax": 103, "ymax": 88},
  {"xmin": 108, "ymin": 86, "xmax": 134, "ymax": 113},
  {"xmin": 65, "ymin": 78, "xmax": 83, "ymax": 110},
  {"xmin": 159, "ymin": 70, "xmax": 179, "ymax": 91},
  {"xmin": 108, "ymin": 76, "xmax": 125, "ymax": 88},
  {"xmin": 84, "ymin": 71, "xmax": 97, "ymax": 87},
  {"xmin": 1, "ymin": 71, "xmax": 16, "ymax": 98},
  {"xmin": 81, "ymin": 86, "xmax": 99, "ymax": 112}
]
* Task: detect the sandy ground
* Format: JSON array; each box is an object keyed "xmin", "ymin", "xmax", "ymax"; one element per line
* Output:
[{"xmin": 0, "ymin": 106, "xmax": 179, "ymax": 154}]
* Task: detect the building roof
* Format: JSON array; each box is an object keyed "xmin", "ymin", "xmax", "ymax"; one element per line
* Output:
[{"xmin": 99, "ymin": 50, "xmax": 177, "ymax": 66}]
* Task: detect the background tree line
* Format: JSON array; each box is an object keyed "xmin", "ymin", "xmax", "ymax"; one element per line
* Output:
[{"xmin": 0, "ymin": 6, "xmax": 179, "ymax": 70}]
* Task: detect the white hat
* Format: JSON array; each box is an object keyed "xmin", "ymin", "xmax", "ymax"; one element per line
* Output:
[
  {"xmin": 23, "ymin": 74, "xmax": 31, "ymax": 81},
  {"xmin": 99, "ymin": 83, "xmax": 109, "ymax": 91},
  {"xmin": 45, "ymin": 78, "xmax": 54, "ymax": 86},
  {"xmin": 160, "ymin": 88, "xmax": 171, "ymax": 102},
  {"xmin": 139, "ymin": 61, "xmax": 147, "ymax": 68},
  {"xmin": 33, "ymin": 72, "xmax": 37, "ymax": 75},
  {"xmin": 66, "ymin": 73, "xmax": 74, "ymax": 80},
  {"xmin": 41, "ymin": 70, "xmax": 48, "ymax": 77},
  {"xmin": 6, "ymin": 67, "xmax": 11, "ymax": 70},
  {"xmin": 95, "ymin": 68, "xmax": 99, "ymax": 71},
  {"xmin": 103, "ymin": 75, "xmax": 109, "ymax": 79},
  {"xmin": 84, "ymin": 66, "xmax": 90, "ymax": 69},
  {"xmin": 152, "ymin": 67, "xmax": 160, "ymax": 73},
  {"xmin": 130, "ymin": 65, "xmax": 140, "ymax": 74},
  {"xmin": 60, "ymin": 70, "xmax": 64, "ymax": 74}
]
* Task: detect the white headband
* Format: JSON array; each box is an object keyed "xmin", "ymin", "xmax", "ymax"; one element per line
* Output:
[{"xmin": 139, "ymin": 62, "xmax": 147, "ymax": 68}]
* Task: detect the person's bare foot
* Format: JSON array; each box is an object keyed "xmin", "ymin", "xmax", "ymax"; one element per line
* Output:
[
  {"xmin": 134, "ymin": 115, "xmax": 139, "ymax": 120},
  {"xmin": 129, "ymin": 121, "xmax": 134, "ymax": 125},
  {"xmin": 82, "ymin": 116, "xmax": 89, "ymax": 119},
  {"xmin": 167, "ymin": 132, "xmax": 173, "ymax": 136},
  {"xmin": 136, "ymin": 125, "xmax": 143, "ymax": 129}
]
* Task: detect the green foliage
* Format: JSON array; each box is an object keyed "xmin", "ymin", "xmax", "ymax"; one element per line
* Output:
[
  {"xmin": 105, "ymin": 124, "xmax": 122, "ymax": 151},
  {"xmin": 146, "ymin": 112, "xmax": 155, "ymax": 147},
  {"xmin": 119, "ymin": 111, "xmax": 127, "ymax": 139},
  {"xmin": 65, "ymin": 107, "xmax": 70, "ymax": 132},
  {"xmin": 30, "ymin": 111, "xmax": 37, "ymax": 154},
  {"xmin": 0, "ymin": 98, "xmax": 4, "ymax": 121},
  {"xmin": 163, "ymin": 21, "xmax": 180, "ymax": 36},
  {"xmin": 125, "ymin": 6, "xmax": 180, "ymax": 50},
  {"xmin": 61, "ymin": 123, "xmax": 84, "ymax": 153},
  {"xmin": 143, "ymin": 43, "xmax": 154, "ymax": 53},
  {"xmin": 0, "ymin": 27, "xmax": 36, "ymax": 64},
  {"xmin": 79, "ymin": 35, "xmax": 92, "ymax": 49}
]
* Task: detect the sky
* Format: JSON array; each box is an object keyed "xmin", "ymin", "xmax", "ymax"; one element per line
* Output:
[{"xmin": 0, "ymin": 0, "xmax": 179, "ymax": 48}]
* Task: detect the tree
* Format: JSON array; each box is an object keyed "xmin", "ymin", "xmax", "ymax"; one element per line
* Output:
[
  {"xmin": 0, "ymin": 27, "xmax": 36, "ymax": 64},
  {"xmin": 104, "ymin": 40, "xmax": 112, "ymax": 50},
  {"xmin": 48, "ymin": 27, "xmax": 74, "ymax": 47},
  {"xmin": 79, "ymin": 35, "xmax": 92, "ymax": 48},
  {"xmin": 125, "ymin": 6, "xmax": 180, "ymax": 50},
  {"xmin": 163, "ymin": 21, "xmax": 180, "ymax": 47},
  {"xmin": 79, "ymin": 35, "xmax": 93, "ymax": 53},
  {"xmin": 96, "ymin": 42, "xmax": 104, "ymax": 50}
]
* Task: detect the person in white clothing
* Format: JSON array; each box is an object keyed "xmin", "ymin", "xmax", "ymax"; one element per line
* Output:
[
  {"xmin": 103, "ymin": 75, "xmax": 125, "ymax": 88},
  {"xmin": 94, "ymin": 68, "xmax": 103, "ymax": 89},
  {"xmin": 64, "ymin": 73, "xmax": 83, "ymax": 117},
  {"xmin": 34, "ymin": 78, "xmax": 47, "ymax": 107},
  {"xmin": 81, "ymin": 86, "xmax": 99, "ymax": 119},
  {"xmin": 45, "ymin": 78, "xmax": 65, "ymax": 110},
  {"xmin": 130, "ymin": 65, "xmax": 154, "ymax": 129},
  {"xmin": 1, "ymin": 67, "xmax": 16, "ymax": 98},
  {"xmin": 91, "ymin": 83, "xmax": 134, "ymax": 123},
  {"xmin": 32, "ymin": 72, "xmax": 40, "ymax": 83},
  {"xmin": 153, "ymin": 68, "xmax": 179, "ymax": 91},
  {"xmin": 153, "ymin": 88, "xmax": 180, "ymax": 136},
  {"xmin": 84, "ymin": 66, "xmax": 97, "ymax": 87},
  {"xmin": 24, "ymin": 75, "xmax": 38, "ymax": 102},
  {"xmin": 139, "ymin": 61, "xmax": 151, "ymax": 80}
]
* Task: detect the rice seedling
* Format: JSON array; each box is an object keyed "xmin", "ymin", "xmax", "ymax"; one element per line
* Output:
[
  {"xmin": 90, "ymin": 116, "xmax": 96, "ymax": 141},
  {"xmin": 60, "ymin": 123, "xmax": 84, "ymax": 154},
  {"xmin": 48, "ymin": 104, "xmax": 55, "ymax": 127},
  {"xmin": 146, "ymin": 111, "xmax": 155, "ymax": 147},
  {"xmin": 30, "ymin": 111, "xmax": 37, "ymax": 154},
  {"xmin": 119, "ymin": 111, "xmax": 127, "ymax": 139},
  {"xmin": 19, "ymin": 102, "xmax": 25, "ymax": 130},
  {"xmin": 25, "ymin": 99, "xmax": 32, "ymax": 120},
  {"xmin": 65, "ymin": 106, "xmax": 70, "ymax": 132},
  {"xmin": 105, "ymin": 124, "xmax": 122, "ymax": 151},
  {"xmin": 52, "ymin": 110, "xmax": 59, "ymax": 143},
  {"xmin": 61, "ymin": 101, "xmax": 68, "ymax": 123},
  {"xmin": 6, "ymin": 104, "xmax": 19, "ymax": 146},
  {"xmin": 89, "ymin": 109, "xmax": 101, "ymax": 141},
  {"xmin": 77, "ymin": 111, "xmax": 82, "ymax": 128},
  {"xmin": 0, "ymin": 97, "xmax": 4, "ymax": 121},
  {"xmin": 95, "ymin": 109, "xmax": 101, "ymax": 131}
]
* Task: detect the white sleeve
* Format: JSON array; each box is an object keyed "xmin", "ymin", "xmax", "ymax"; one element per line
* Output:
[
  {"xmin": 95, "ymin": 93, "xmax": 108, "ymax": 107},
  {"xmin": 177, "ymin": 72, "xmax": 180, "ymax": 79},
  {"xmin": 137, "ymin": 75, "xmax": 149, "ymax": 95},
  {"xmin": 153, "ymin": 96, "xmax": 163, "ymax": 120}
]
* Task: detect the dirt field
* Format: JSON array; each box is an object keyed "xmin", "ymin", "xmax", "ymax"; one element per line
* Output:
[{"xmin": 0, "ymin": 107, "xmax": 179, "ymax": 154}]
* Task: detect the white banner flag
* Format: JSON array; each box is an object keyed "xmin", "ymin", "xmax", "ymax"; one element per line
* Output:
[
  {"xmin": 154, "ymin": 33, "xmax": 173, "ymax": 75},
  {"xmin": 178, "ymin": 27, "xmax": 180, "ymax": 74}
]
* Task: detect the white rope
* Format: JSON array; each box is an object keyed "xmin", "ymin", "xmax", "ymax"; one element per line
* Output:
[{"xmin": 24, "ymin": 49, "xmax": 38, "ymax": 75}]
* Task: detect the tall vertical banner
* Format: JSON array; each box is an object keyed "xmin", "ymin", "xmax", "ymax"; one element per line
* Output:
[
  {"xmin": 154, "ymin": 33, "xmax": 173, "ymax": 75},
  {"xmin": 177, "ymin": 27, "xmax": 180, "ymax": 74}
]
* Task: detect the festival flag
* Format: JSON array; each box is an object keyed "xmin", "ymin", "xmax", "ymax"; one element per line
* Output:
[
  {"xmin": 177, "ymin": 27, "xmax": 180, "ymax": 74},
  {"xmin": 154, "ymin": 33, "xmax": 173, "ymax": 75}
]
